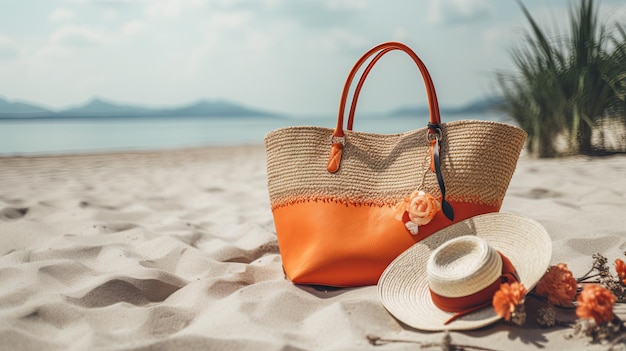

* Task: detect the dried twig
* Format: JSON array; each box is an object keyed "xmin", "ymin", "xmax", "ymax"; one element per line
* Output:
[{"xmin": 366, "ymin": 331, "xmax": 502, "ymax": 351}]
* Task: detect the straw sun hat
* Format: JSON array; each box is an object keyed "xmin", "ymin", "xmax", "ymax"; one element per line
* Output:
[{"xmin": 378, "ymin": 213, "xmax": 552, "ymax": 331}]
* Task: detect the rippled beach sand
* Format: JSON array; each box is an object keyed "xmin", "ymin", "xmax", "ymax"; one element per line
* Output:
[{"xmin": 0, "ymin": 145, "xmax": 625, "ymax": 350}]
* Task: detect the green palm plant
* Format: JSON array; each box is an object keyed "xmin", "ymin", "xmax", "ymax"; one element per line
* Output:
[
  {"xmin": 567, "ymin": 0, "xmax": 614, "ymax": 154},
  {"xmin": 606, "ymin": 24, "xmax": 626, "ymax": 119},
  {"xmin": 606, "ymin": 25, "xmax": 626, "ymax": 150},
  {"xmin": 498, "ymin": 0, "xmax": 626, "ymax": 157},
  {"xmin": 498, "ymin": 0, "xmax": 570, "ymax": 156}
]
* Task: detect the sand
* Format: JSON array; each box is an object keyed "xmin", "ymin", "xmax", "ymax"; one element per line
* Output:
[{"xmin": 0, "ymin": 145, "xmax": 625, "ymax": 351}]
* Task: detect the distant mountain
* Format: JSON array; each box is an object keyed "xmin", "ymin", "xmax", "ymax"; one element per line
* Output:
[
  {"xmin": 60, "ymin": 98, "xmax": 153, "ymax": 117},
  {"xmin": 0, "ymin": 96, "xmax": 53, "ymax": 117},
  {"xmin": 0, "ymin": 97, "xmax": 279, "ymax": 119},
  {"xmin": 160, "ymin": 100, "xmax": 275, "ymax": 117},
  {"xmin": 392, "ymin": 96, "xmax": 504, "ymax": 117},
  {"xmin": 0, "ymin": 95, "xmax": 505, "ymax": 119}
]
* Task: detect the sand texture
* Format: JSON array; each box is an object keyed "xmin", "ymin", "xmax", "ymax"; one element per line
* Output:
[{"xmin": 0, "ymin": 145, "xmax": 625, "ymax": 351}]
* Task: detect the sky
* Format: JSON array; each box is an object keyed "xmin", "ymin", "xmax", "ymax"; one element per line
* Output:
[{"xmin": 0, "ymin": 0, "xmax": 625, "ymax": 117}]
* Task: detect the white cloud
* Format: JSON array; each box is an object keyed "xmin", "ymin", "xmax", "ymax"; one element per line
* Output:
[
  {"xmin": 144, "ymin": 0, "xmax": 206, "ymax": 18},
  {"xmin": 101, "ymin": 8, "xmax": 120, "ymax": 20},
  {"xmin": 482, "ymin": 26, "xmax": 510, "ymax": 52},
  {"xmin": 264, "ymin": 0, "xmax": 364, "ymax": 29},
  {"xmin": 176, "ymin": 10, "xmax": 269, "ymax": 79},
  {"xmin": 122, "ymin": 20, "xmax": 148, "ymax": 36},
  {"xmin": 209, "ymin": 11, "xmax": 253, "ymax": 29},
  {"xmin": 326, "ymin": 0, "xmax": 367, "ymax": 11},
  {"xmin": 312, "ymin": 28, "xmax": 367, "ymax": 53},
  {"xmin": 392, "ymin": 27, "xmax": 410, "ymax": 42},
  {"xmin": 50, "ymin": 25, "xmax": 109, "ymax": 48},
  {"xmin": 0, "ymin": 35, "xmax": 18, "ymax": 60},
  {"xmin": 49, "ymin": 8, "xmax": 75, "ymax": 23},
  {"xmin": 428, "ymin": 0, "xmax": 495, "ymax": 25}
]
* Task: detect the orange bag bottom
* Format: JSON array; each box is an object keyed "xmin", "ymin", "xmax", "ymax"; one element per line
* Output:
[{"xmin": 272, "ymin": 201, "xmax": 500, "ymax": 287}]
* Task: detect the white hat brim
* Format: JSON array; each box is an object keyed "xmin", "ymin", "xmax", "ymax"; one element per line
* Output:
[{"xmin": 377, "ymin": 213, "xmax": 552, "ymax": 331}]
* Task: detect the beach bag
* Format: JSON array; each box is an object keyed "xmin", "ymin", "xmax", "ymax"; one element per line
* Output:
[{"xmin": 264, "ymin": 42, "xmax": 527, "ymax": 287}]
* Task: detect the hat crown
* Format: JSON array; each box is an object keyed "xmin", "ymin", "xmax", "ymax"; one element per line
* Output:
[{"xmin": 427, "ymin": 235, "xmax": 502, "ymax": 298}]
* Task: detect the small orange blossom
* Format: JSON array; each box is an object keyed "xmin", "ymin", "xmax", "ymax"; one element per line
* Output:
[
  {"xmin": 535, "ymin": 263, "xmax": 577, "ymax": 306},
  {"xmin": 576, "ymin": 284, "xmax": 616, "ymax": 324},
  {"xmin": 493, "ymin": 282, "xmax": 527, "ymax": 321}
]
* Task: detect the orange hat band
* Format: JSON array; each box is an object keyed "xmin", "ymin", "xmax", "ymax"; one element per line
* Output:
[{"xmin": 429, "ymin": 252, "xmax": 518, "ymax": 325}]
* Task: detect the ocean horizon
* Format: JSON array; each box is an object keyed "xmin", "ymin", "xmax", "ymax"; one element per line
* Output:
[{"xmin": 0, "ymin": 113, "xmax": 512, "ymax": 156}]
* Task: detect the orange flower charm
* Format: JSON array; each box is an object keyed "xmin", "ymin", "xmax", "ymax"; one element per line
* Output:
[
  {"xmin": 492, "ymin": 282, "xmax": 527, "ymax": 321},
  {"xmin": 397, "ymin": 191, "xmax": 441, "ymax": 235},
  {"xmin": 616, "ymin": 259, "xmax": 626, "ymax": 285},
  {"xmin": 576, "ymin": 284, "xmax": 616, "ymax": 324},
  {"xmin": 535, "ymin": 263, "xmax": 577, "ymax": 306}
]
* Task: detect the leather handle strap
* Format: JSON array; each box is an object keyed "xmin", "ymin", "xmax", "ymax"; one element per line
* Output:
[
  {"xmin": 346, "ymin": 47, "xmax": 392, "ymax": 130},
  {"xmin": 334, "ymin": 41, "xmax": 441, "ymax": 136},
  {"xmin": 432, "ymin": 136, "xmax": 454, "ymax": 221},
  {"xmin": 327, "ymin": 41, "xmax": 449, "ymax": 206}
]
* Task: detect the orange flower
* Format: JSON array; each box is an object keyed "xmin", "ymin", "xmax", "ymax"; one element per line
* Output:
[
  {"xmin": 492, "ymin": 282, "xmax": 527, "ymax": 321},
  {"xmin": 535, "ymin": 263, "xmax": 577, "ymax": 306},
  {"xmin": 407, "ymin": 191, "xmax": 440, "ymax": 226},
  {"xmin": 576, "ymin": 284, "xmax": 616, "ymax": 324},
  {"xmin": 616, "ymin": 259, "xmax": 626, "ymax": 285}
]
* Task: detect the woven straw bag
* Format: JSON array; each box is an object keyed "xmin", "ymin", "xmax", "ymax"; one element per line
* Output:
[{"xmin": 264, "ymin": 42, "xmax": 527, "ymax": 287}]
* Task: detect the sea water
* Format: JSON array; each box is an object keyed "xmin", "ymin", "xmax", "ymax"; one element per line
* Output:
[{"xmin": 0, "ymin": 113, "xmax": 510, "ymax": 156}]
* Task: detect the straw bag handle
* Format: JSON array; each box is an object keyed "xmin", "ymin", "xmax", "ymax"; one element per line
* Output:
[
  {"xmin": 332, "ymin": 41, "xmax": 441, "ymax": 137},
  {"xmin": 326, "ymin": 41, "xmax": 454, "ymax": 220}
]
